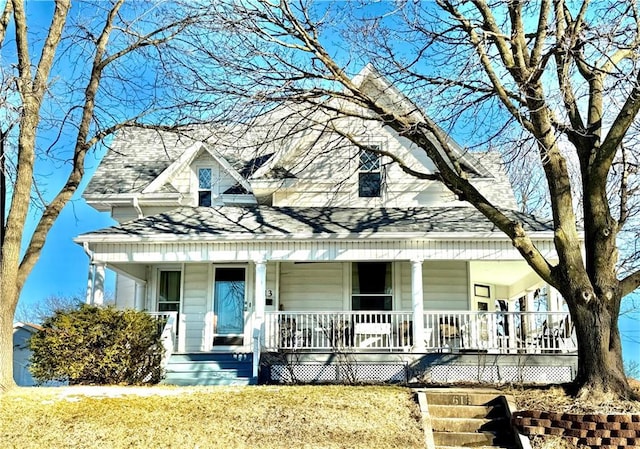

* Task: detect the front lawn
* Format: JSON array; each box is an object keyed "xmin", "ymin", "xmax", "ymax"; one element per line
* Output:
[{"xmin": 0, "ymin": 385, "xmax": 424, "ymax": 449}]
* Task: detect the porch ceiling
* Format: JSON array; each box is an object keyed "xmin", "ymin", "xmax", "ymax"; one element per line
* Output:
[{"xmin": 472, "ymin": 261, "xmax": 534, "ymax": 286}]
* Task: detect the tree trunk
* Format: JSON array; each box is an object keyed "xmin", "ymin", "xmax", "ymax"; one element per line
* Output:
[
  {"xmin": 571, "ymin": 292, "xmax": 634, "ymax": 400},
  {"xmin": 0, "ymin": 282, "xmax": 18, "ymax": 391}
]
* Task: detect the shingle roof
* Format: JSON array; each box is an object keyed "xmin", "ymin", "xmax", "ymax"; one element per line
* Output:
[
  {"xmin": 78, "ymin": 206, "xmax": 553, "ymax": 241},
  {"xmin": 85, "ymin": 127, "xmax": 273, "ymax": 195},
  {"xmin": 86, "ymin": 129, "xmax": 193, "ymax": 195}
]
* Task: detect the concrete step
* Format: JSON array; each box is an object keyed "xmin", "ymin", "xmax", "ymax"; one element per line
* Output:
[
  {"xmin": 425, "ymin": 391, "xmax": 506, "ymax": 407},
  {"xmin": 428, "ymin": 404, "xmax": 497, "ymax": 419},
  {"xmin": 425, "ymin": 390, "xmax": 517, "ymax": 449},
  {"xmin": 169, "ymin": 353, "xmax": 252, "ymax": 363},
  {"xmin": 165, "ymin": 368, "xmax": 250, "ymax": 380},
  {"xmin": 431, "ymin": 417, "xmax": 508, "ymax": 433},
  {"xmin": 433, "ymin": 431, "xmax": 512, "ymax": 447},
  {"xmin": 163, "ymin": 376, "xmax": 256, "ymax": 386},
  {"xmin": 166, "ymin": 361, "xmax": 253, "ymax": 374}
]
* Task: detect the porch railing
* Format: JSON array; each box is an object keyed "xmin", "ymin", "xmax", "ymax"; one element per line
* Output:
[
  {"xmin": 264, "ymin": 310, "xmax": 576, "ymax": 354},
  {"xmin": 265, "ymin": 311, "xmax": 413, "ymax": 351},
  {"xmin": 148, "ymin": 312, "xmax": 178, "ymax": 364}
]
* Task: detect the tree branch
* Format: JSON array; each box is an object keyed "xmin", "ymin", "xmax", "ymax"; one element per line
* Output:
[
  {"xmin": 530, "ymin": 0, "xmax": 551, "ymax": 67},
  {"xmin": 620, "ymin": 269, "xmax": 640, "ymax": 297},
  {"xmin": 444, "ymin": 0, "xmax": 536, "ymax": 133},
  {"xmin": 0, "ymin": 0, "xmax": 12, "ymax": 46},
  {"xmin": 553, "ymin": 0, "xmax": 587, "ymax": 137},
  {"xmin": 598, "ymin": 70, "xmax": 640, "ymax": 172}
]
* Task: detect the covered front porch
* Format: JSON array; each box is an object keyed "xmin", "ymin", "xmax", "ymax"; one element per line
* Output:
[
  {"xmin": 93, "ymin": 258, "xmax": 571, "ymax": 356},
  {"xmin": 77, "ymin": 206, "xmax": 573, "ymax": 384}
]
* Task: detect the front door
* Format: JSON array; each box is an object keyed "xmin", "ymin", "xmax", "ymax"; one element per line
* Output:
[{"xmin": 213, "ymin": 267, "xmax": 246, "ymax": 346}]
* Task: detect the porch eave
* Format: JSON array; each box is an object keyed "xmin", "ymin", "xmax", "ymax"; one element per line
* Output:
[{"xmin": 74, "ymin": 230, "xmax": 556, "ymax": 245}]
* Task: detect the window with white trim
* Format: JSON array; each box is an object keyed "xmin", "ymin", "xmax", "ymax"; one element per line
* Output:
[
  {"xmin": 358, "ymin": 146, "xmax": 382, "ymax": 197},
  {"xmin": 351, "ymin": 262, "xmax": 392, "ymax": 311},
  {"xmin": 198, "ymin": 168, "xmax": 213, "ymax": 206}
]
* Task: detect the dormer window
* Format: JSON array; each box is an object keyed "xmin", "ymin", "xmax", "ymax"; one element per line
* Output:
[
  {"xmin": 198, "ymin": 167, "xmax": 216, "ymax": 206},
  {"xmin": 359, "ymin": 146, "xmax": 382, "ymax": 197}
]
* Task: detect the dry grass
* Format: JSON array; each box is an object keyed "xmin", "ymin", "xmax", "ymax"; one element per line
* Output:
[{"xmin": 0, "ymin": 385, "xmax": 425, "ymax": 449}]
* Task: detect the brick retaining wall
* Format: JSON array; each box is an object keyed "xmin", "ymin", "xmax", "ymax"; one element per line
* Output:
[{"xmin": 512, "ymin": 410, "xmax": 640, "ymax": 449}]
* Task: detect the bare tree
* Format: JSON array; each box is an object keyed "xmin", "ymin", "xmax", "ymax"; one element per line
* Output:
[
  {"xmin": 170, "ymin": 0, "xmax": 640, "ymax": 400},
  {"xmin": 0, "ymin": 0, "xmax": 208, "ymax": 391},
  {"xmin": 14, "ymin": 291, "xmax": 113, "ymax": 324}
]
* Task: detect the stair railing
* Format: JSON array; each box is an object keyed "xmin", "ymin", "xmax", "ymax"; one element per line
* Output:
[{"xmin": 148, "ymin": 312, "xmax": 178, "ymax": 368}]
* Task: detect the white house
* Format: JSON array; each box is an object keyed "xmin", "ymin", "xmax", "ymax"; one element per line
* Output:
[{"xmin": 76, "ymin": 66, "xmax": 577, "ymax": 385}]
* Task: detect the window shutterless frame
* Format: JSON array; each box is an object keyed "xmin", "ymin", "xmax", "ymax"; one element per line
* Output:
[{"xmin": 358, "ymin": 145, "xmax": 382, "ymax": 198}]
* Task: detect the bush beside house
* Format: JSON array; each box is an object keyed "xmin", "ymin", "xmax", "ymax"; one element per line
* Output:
[{"xmin": 29, "ymin": 305, "xmax": 164, "ymax": 385}]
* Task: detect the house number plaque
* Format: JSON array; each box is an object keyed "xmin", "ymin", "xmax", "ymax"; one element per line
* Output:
[{"xmin": 449, "ymin": 395, "xmax": 470, "ymax": 405}]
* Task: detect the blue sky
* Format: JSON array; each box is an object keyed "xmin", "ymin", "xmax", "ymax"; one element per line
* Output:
[{"xmin": 8, "ymin": 0, "xmax": 640, "ymax": 370}]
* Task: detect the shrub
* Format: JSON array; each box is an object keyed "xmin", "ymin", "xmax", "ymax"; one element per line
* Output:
[{"xmin": 29, "ymin": 305, "xmax": 165, "ymax": 385}]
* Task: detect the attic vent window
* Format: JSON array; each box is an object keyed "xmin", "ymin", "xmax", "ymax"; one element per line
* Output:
[
  {"xmin": 198, "ymin": 168, "xmax": 213, "ymax": 206},
  {"xmin": 359, "ymin": 146, "xmax": 382, "ymax": 198}
]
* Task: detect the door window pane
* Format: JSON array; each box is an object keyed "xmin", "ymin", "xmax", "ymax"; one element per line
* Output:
[
  {"xmin": 158, "ymin": 270, "xmax": 181, "ymax": 312},
  {"xmin": 214, "ymin": 268, "xmax": 246, "ymax": 335}
]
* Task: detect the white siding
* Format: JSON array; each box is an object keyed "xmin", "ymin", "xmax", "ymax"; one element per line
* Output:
[
  {"xmin": 399, "ymin": 261, "xmax": 469, "ymax": 311},
  {"xmin": 264, "ymin": 113, "xmax": 512, "ymax": 209},
  {"xmin": 182, "ymin": 264, "xmax": 209, "ymax": 352},
  {"xmin": 169, "ymin": 157, "xmax": 193, "ymax": 195},
  {"xmin": 279, "ymin": 262, "xmax": 344, "ymax": 311}
]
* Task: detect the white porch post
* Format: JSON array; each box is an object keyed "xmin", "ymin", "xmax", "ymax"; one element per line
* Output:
[
  {"xmin": 549, "ymin": 286, "xmax": 562, "ymax": 312},
  {"xmin": 525, "ymin": 289, "xmax": 537, "ymax": 338},
  {"xmin": 507, "ymin": 298, "xmax": 517, "ymax": 353},
  {"xmin": 548, "ymin": 286, "xmax": 563, "ymax": 330},
  {"xmin": 93, "ymin": 263, "xmax": 106, "ymax": 306},
  {"xmin": 411, "ymin": 259, "xmax": 426, "ymax": 352},
  {"xmin": 253, "ymin": 259, "xmax": 267, "ymax": 378},
  {"xmin": 85, "ymin": 263, "xmax": 96, "ymax": 305},
  {"xmin": 134, "ymin": 283, "xmax": 146, "ymax": 310}
]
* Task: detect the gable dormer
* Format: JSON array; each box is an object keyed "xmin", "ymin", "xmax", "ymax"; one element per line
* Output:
[
  {"xmin": 190, "ymin": 148, "xmax": 255, "ymax": 206},
  {"xmin": 144, "ymin": 142, "xmax": 257, "ymax": 207}
]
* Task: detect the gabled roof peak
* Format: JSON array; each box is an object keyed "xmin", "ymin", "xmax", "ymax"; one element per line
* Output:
[{"xmin": 352, "ymin": 63, "xmax": 492, "ymax": 178}]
